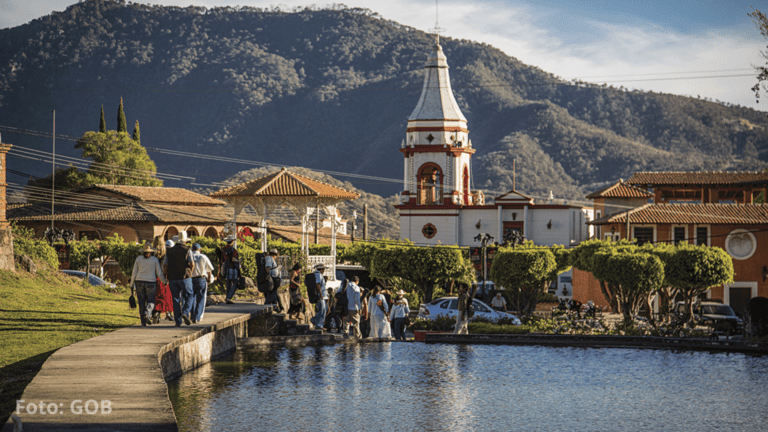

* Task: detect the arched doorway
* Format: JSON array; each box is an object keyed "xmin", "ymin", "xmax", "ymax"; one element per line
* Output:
[
  {"xmin": 203, "ymin": 227, "xmax": 218, "ymax": 238},
  {"xmin": 185, "ymin": 227, "xmax": 199, "ymax": 238},
  {"xmin": 164, "ymin": 226, "xmax": 179, "ymax": 241},
  {"xmin": 417, "ymin": 163, "xmax": 443, "ymax": 205}
]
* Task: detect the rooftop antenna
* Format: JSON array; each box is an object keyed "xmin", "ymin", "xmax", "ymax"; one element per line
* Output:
[{"xmin": 430, "ymin": 0, "xmax": 445, "ymax": 45}]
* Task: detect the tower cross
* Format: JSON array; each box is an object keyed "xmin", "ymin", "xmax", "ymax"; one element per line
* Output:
[{"xmin": 429, "ymin": 0, "xmax": 445, "ymax": 44}]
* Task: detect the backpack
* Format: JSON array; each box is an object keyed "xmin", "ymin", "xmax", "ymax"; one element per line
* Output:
[
  {"xmin": 220, "ymin": 246, "xmax": 240, "ymax": 280},
  {"xmin": 334, "ymin": 279, "xmax": 349, "ymax": 317},
  {"xmin": 255, "ymin": 253, "xmax": 269, "ymax": 285},
  {"xmin": 305, "ymin": 272, "xmax": 319, "ymax": 304}
]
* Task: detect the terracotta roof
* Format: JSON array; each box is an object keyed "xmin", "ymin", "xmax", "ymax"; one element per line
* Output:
[
  {"xmin": 210, "ymin": 168, "xmax": 360, "ymax": 200},
  {"xmin": 268, "ymin": 224, "xmax": 352, "ymax": 246},
  {"xmin": 626, "ymin": 172, "xmax": 768, "ymax": 187},
  {"xmin": 83, "ymin": 184, "xmax": 225, "ymax": 206},
  {"xmin": 590, "ymin": 203, "xmax": 768, "ymax": 225},
  {"xmin": 586, "ymin": 181, "xmax": 653, "ymax": 199},
  {"xmin": 8, "ymin": 202, "xmax": 262, "ymax": 224}
]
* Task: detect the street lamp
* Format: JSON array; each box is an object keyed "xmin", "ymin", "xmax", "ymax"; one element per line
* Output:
[{"xmin": 473, "ymin": 232, "xmax": 494, "ymax": 303}]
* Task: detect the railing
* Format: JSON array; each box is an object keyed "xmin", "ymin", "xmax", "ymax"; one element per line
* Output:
[{"xmin": 306, "ymin": 255, "xmax": 337, "ymax": 281}]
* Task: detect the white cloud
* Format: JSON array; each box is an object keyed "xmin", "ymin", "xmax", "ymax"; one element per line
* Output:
[{"xmin": 3, "ymin": 0, "xmax": 765, "ymax": 110}]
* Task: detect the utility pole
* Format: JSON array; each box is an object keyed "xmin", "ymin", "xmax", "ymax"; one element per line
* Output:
[
  {"xmin": 351, "ymin": 210, "xmax": 357, "ymax": 242},
  {"xmin": 363, "ymin": 204, "xmax": 368, "ymax": 241},
  {"xmin": 314, "ymin": 203, "xmax": 320, "ymax": 244},
  {"xmin": 51, "ymin": 110, "xmax": 55, "ymax": 230}
]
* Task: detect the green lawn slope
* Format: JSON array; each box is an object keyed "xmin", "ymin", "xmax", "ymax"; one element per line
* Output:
[{"xmin": 0, "ymin": 268, "xmax": 138, "ymax": 424}]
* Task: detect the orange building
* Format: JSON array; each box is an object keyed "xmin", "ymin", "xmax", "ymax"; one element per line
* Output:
[{"xmin": 575, "ymin": 172, "xmax": 768, "ymax": 317}]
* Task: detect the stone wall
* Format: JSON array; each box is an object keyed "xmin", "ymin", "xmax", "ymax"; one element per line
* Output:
[{"xmin": 0, "ymin": 225, "xmax": 13, "ymax": 272}]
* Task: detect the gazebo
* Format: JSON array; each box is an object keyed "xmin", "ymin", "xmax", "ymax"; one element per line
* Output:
[{"xmin": 209, "ymin": 168, "xmax": 360, "ymax": 277}]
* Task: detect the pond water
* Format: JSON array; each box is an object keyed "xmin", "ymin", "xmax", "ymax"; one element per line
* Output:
[{"xmin": 169, "ymin": 343, "xmax": 768, "ymax": 431}]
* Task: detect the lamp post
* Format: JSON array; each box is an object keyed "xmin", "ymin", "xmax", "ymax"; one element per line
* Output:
[{"xmin": 473, "ymin": 232, "xmax": 494, "ymax": 304}]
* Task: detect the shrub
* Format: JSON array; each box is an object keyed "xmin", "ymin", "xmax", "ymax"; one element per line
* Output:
[
  {"xmin": 468, "ymin": 322, "xmax": 529, "ymax": 335},
  {"xmin": 409, "ymin": 315, "xmax": 455, "ymax": 331},
  {"xmin": 11, "ymin": 224, "xmax": 58, "ymax": 269}
]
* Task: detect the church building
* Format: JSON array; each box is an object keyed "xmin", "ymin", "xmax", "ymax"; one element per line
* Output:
[{"xmin": 396, "ymin": 38, "xmax": 593, "ymax": 275}]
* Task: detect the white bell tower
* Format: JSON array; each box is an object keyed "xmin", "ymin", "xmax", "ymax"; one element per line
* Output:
[{"xmin": 398, "ymin": 39, "xmax": 476, "ymax": 208}]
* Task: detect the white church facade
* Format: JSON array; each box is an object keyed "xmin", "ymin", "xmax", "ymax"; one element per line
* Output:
[{"xmin": 396, "ymin": 40, "xmax": 594, "ymax": 263}]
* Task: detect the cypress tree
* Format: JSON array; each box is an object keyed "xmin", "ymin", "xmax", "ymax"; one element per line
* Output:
[
  {"xmin": 117, "ymin": 97, "xmax": 127, "ymax": 133},
  {"xmin": 99, "ymin": 105, "xmax": 106, "ymax": 133},
  {"xmin": 132, "ymin": 120, "xmax": 140, "ymax": 144}
]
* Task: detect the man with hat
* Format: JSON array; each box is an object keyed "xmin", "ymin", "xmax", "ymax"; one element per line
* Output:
[
  {"xmin": 163, "ymin": 231, "xmax": 195, "ymax": 326},
  {"xmin": 264, "ymin": 249, "xmax": 284, "ymax": 313},
  {"xmin": 129, "ymin": 243, "xmax": 167, "ymax": 326},
  {"xmin": 309, "ymin": 263, "xmax": 328, "ymax": 329},
  {"xmin": 220, "ymin": 235, "xmax": 239, "ymax": 304},
  {"xmin": 190, "ymin": 243, "xmax": 215, "ymax": 323}
]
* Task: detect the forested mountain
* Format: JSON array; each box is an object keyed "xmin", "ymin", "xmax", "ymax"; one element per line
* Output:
[{"xmin": 2, "ymin": 0, "xmax": 767, "ymax": 206}]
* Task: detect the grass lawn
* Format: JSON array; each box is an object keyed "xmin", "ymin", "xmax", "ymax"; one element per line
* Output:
[{"xmin": 0, "ymin": 268, "xmax": 139, "ymax": 424}]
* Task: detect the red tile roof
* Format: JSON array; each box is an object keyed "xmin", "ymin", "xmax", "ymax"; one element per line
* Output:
[
  {"xmin": 269, "ymin": 224, "xmax": 352, "ymax": 246},
  {"xmin": 586, "ymin": 181, "xmax": 653, "ymax": 199},
  {"xmin": 210, "ymin": 168, "xmax": 360, "ymax": 200},
  {"xmin": 626, "ymin": 171, "xmax": 768, "ymax": 186},
  {"xmin": 85, "ymin": 184, "xmax": 225, "ymax": 205},
  {"xmin": 8, "ymin": 202, "xmax": 262, "ymax": 224},
  {"xmin": 591, "ymin": 203, "xmax": 768, "ymax": 225}
]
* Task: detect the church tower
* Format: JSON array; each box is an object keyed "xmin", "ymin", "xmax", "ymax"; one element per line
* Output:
[{"xmin": 399, "ymin": 39, "xmax": 477, "ymax": 208}]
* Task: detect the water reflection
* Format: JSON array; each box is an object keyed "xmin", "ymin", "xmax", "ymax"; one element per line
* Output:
[{"xmin": 170, "ymin": 344, "xmax": 768, "ymax": 432}]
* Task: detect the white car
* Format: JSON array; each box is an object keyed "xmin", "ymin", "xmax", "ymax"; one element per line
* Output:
[{"xmin": 417, "ymin": 296, "xmax": 522, "ymax": 325}]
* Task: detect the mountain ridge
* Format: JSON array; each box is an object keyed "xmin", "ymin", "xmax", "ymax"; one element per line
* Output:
[{"xmin": 1, "ymin": 0, "xmax": 766, "ymax": 204}]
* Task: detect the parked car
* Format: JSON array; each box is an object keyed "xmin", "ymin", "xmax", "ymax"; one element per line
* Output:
[
  {"xmin": 676, "ymin": 301, "xmax": 743, "ymax": 334},
  {"xmin": 61, "ymin": 270, "xmax": 116, "ymax": 289},
  {"xmin": 418, "ymin": 296, "xmax": 521, "ymax": 325}
]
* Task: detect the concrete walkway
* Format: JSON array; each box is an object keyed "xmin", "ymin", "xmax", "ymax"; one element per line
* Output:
[{"xmin": 3, "ymin": 302, "xmax": 272, "ymax": 432}]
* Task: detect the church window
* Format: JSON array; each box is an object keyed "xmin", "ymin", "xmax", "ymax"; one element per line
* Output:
[
  {"xmin": 426, "ymin": 133, "xmax": 434, "ymax": 143},
  {"xmin": 422, "ymin": 223, "xmax": 437, "ymax": 239},
  {"xmin": 463, "ymin": 165, "xmax": 470, "ymax": 205}
]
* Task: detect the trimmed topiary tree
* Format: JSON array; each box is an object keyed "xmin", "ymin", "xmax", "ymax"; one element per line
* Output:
[{"xmin": 491, "ymin": 246, "xmax": 557, "ymax": 317}]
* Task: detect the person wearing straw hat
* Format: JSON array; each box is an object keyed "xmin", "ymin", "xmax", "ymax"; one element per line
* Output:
[
  {"xmin": 389, "ymin": 290, "xmax": 411, "ymax": 341},
  {"xmin": 220, "ymin": 235, "xmax": 240, "ymax": 304},
  {"xmin": 129, "ymin": 243, "xmax": 167, "ymax": 326},
  {"xmin": 163, "ymin": 231, "xmax": 196, "ymax": 326},
  {"xmin": 190, "ymin": 243, "xmax": 215, "ymax": 323}
]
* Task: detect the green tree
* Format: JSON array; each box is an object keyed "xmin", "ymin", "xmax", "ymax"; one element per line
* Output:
[
  {"xmin": 592, "ymin": 250, "xmax": 664, "ymax": 322},
  {"xmin": 569, "ymin": 239, "xmax": 623, "ymax": 311},
  {"xmin": 99, "ymin": 105, "xmax": 106, "ymax": 133},
  {"xmin": 490, "ymin": 246, "xmax": 557, "ymax": 317},
  {"xmin": 75, "ymin": 131, "xmax": 162, "ymax": 186},
  {"xmin": 117, "ymin": 97, "xmax": 127, "ymax": 133},
  {"xmin": 26, "ymin": 166, "xmax": 90, "ymax": 198},
  {"xmin": 132, "ymin": 120, "xmax": 140, "ymax": 144},
  {"xmin": 371, "ymin": 245, "xmax": 473, "ymax": 302},
  {"xmin": 664, "ymin": 244, "xmax": 734, "ymax": 322}
]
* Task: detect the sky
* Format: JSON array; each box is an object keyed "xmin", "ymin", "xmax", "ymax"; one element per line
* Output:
[{"xmin": 2, "ymin": 0, "xmax": 767, "ymax": 111}]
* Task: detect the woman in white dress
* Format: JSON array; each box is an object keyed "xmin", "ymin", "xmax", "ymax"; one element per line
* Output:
[{"xmin": 367, "ymin": 286, "xmax": 392, "ymax": 339}]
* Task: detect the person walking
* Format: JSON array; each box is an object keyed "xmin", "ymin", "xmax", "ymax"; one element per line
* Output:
[
  {"xmin": 368, "ymin": 286, "xmax": 391, "ymax": 339},
  {"xmin": 129, "ymin": 243, "xmax": 167, "ymax": 326},
  {"xmin": 309, "ymin": 263, "xmax": 328, "ymax": 330},
  {"xmin": 454, "ymin": 284, "xmax": 470, "ymax": 335},
  {"xmin": 190, "ymin": 243, "xmax": 214, "ymax": 323},
  {"xmin": 389, "ymin": 293, "xmax": 410, "ymax": 341},
  {"xmin": 153, "ymin": 237, "xmax": 174, "ymax": 323},
  {"xmin": 163, "ymin": 231, "xmax": 195, "ymax": 326},
  {"xmin": 265, "ymin": 249, "xmax": 285, "ymax": 313},
  {"xmin": 491, "ymin": 292, "xmax": 507, "ymax": 312},
  {"xmin": 220, "ymin": 235, "xmax": 239, "ymax": 304},
  {"xmin": 344, "ymin": 276, "xmax": 363, "ymax": 338},
  {"xmin": 287, "ymin": 263, "xmax": 305, "ymax": 321}
]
